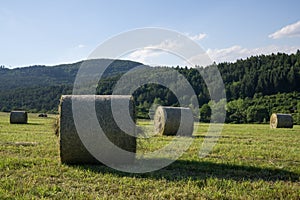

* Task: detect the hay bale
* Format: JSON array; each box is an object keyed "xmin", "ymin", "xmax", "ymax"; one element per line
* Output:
[
  {"xmin": 38, "ymin": 113, "xmax": 47, "ymax": 117},
  {"xmin": 59, "ymin": 95, "xmax": 136, "ymax": 165},
  {"xmin": 10, "ymin": 111, "xmax": 28, "ymax": 124},
  {"xmin": 2, "ymin": 141, "xmax": 38, "ymax": 146},
  {"xmin": 270, "ymin": 113, "xmax": 293, "ymax": 128},
  {"xmin": 154, "ymin": 106, "xmax": 194, "ymax": 136}
]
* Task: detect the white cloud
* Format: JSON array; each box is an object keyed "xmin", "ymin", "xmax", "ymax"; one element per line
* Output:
[
  {"xmin": 185, "ymin": 53, "xmax": 213, "ymax": 67},
  {"xmin": 121, "ymin": 33, "xmax": 209, "ymax": 66},
  {"xmin": 77, "ymin": 44, "xmax": 85, "ymax": 48},
  {"xmin": 269, "ymin": 20, "xmax": 300, "ymax": 39},
  {"xmin": 207, "ymin": 45, "xmax": 247, "ymax": 63},
  {"xmin": 125, "ymin": 43, "xmax": 300, "ymax": 66},
  {"xmin": 150, "ymin": 39, "xmax": 183, "ymax": 50},
  {"xmin": 123, "ymin": 39, "xmax": 183, "ymax": 65},
  {"xmin": 123, "ymin": 33, "xmax": 300, "ymax": 67},
  {"xmin": 207, "ymin": 45, "xmax": 300, "ymax": 63},
  {"xmin": 125, "ymin": 49, "xmax": 162, "ymax": 64},
  {"xmin": 189, "ymin": 33, "xmax": 207, "ymax": 41}
]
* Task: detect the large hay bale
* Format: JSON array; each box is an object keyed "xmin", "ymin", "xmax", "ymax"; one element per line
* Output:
[
  {"xmin": 59, "ymin": 95, "xmax": 136, "ymax": 165},
  {"xmin": 270, "ymin": 113, "xmax": 293, "ymax": 128},
  {"xmin": 10, "ymin": 111, "xmax": 28, "ymax": 124},
  {"xmin": 154, "ymin": 106, "xmax": 194, "ymax": 136}
]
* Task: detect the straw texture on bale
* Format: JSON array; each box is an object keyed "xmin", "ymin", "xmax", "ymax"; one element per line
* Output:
[
  {"xmin": 270, "ymin": 113, "xmax": 293, "ymax": 128},
  {"xmin": 154, "ymin": 106, "xmax": 194, "ymax": 136},
  {"xmin": 59, "ymin": 95, "xmax": 136, "ymax": 165},
  {"xmin": 10, "ymin": 111, "xmax": 28, "ymax": 124}
]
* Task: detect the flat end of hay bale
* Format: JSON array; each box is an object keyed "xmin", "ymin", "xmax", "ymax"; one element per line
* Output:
[
  {"xmin": 154, "ymin": 106, "xmax": 194, "ymax": 136},
  {"xmin": 154, "ymin": 106, "xmax": 166, "ymax": 135}
]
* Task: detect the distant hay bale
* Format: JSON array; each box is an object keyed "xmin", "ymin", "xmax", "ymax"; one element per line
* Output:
[
  {"xmin": 270, "ymin": 113, "xmax": 293, "ymax": 128},
  {"xmin": 59, "ymin": 95, "xmax": 136, "ymax": 165},
  {"xmin": 38, "ymin": 113, "xmax": 47, "ymax": 117},
  {"xmin": 10, "ymin": 111, "xmax": 28, "ymax": 124},
  {"xmin": 154, "ymin": 106, "xmax": 194, "ymax": 136},
  {"xmin": 1, "ymin": 141, "xmax": 38, "ymax": 146}
]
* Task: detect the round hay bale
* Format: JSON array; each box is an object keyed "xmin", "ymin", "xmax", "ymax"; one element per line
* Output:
[
  {"xmin": 270, "ymin": 113, "xmax": 293, "ymax": 128},
  {"xmin": 38, "ymin": 113, "xmax": 47, "ymax": 117},
  {"xmin": 154, "ymin": 106, "xmax": 194, "ymax": 136},
  {"xmin": 59, "ymin": 95, "xmax": 136, "ymax": 165},
  {"xmin": 10, "ymin": 111, "xmax": 28, "ymax": 124}
]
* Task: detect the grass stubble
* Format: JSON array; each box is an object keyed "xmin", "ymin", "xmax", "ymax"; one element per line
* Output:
[{"xmin": 0, "ymin": 112, "xmax": 299, "ymax": 199}]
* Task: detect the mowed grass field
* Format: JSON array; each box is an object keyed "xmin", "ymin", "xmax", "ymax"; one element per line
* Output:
[{"xmin": 0, "ymin": 112, "xmax": 299, "ymax": 199}]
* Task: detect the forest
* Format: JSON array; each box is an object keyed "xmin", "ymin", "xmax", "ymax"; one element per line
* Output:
[{"xmin": 0, "ymin": 51, "xmax": 300, "ymax": 124}]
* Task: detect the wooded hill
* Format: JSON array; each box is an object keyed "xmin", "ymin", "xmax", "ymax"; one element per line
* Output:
[
  {"xmin": 0, "ymin": 51, "xmax": 300, "ymax": 124},
  {"xmin": 0, "ymin": 59, "xmax": 142, "ymax": 113}
]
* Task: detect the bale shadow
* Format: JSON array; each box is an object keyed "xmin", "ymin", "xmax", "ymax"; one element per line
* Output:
[
  {"xmin": 27, "ymin": 122, "xmax": 45, "ymax": 125},
  {"xmin": 71, "ymin": 159, "xmax": 299, "ymax": 182}
]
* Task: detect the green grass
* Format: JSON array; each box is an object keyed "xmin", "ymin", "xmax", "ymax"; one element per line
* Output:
[{"xmin": 0, "ymin": 112, "xmax": 299, "ymax": 199}]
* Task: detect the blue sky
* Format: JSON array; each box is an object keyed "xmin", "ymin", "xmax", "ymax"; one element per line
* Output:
[{"xmin": 1, "ymin": 0, "xmax": 300, "ymax": 67}]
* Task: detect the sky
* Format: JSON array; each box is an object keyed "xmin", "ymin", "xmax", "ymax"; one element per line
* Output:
[{"xmin": 1, "ymin": 0, "xmax": 300, "ymax": 68}]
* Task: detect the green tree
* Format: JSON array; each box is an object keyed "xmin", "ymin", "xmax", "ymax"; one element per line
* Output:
[
  {"xmin": 246, "ymin": 106, "xmax": 269, "ymax": 123},
  {"xmin": 226, "ymin": 99, "xmax": 248, "ymax": 123},
  {"xmin": 209, "ymin": 99, "xmax": 226, "ymax": 123},
  {"xmin": 200, "ymin": 104, "xmax": 211, "ymax": 122}
]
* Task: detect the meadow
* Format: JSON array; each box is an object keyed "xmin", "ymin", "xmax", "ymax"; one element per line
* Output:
[{"xmin": 0, "ymin": 112, "xmax": 299, "ymax": 199}]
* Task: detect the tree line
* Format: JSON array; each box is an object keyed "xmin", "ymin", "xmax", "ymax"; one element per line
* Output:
[{"xmin": 0, "ymin": 51, "xmax": 299, "ymax": 124}]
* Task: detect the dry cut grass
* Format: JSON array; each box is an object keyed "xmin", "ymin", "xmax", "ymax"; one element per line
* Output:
[{"xmin": 0, "ymin": 112, "xmax": 299, "ymax": 199}]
